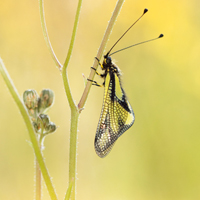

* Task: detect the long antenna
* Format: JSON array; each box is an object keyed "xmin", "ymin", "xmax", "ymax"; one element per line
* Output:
[
  {"xmin": 110, "ymin": 34, "xmax": 164, "ymax": 56},
  {"xmin": 107, "ymin": 8, "xmax": 148, "ymax": 56}
]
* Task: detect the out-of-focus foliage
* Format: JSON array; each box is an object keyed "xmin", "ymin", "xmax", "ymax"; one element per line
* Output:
[{"xmin": 0, "ymin": 0, "xmax": 200, "ymax": 199}]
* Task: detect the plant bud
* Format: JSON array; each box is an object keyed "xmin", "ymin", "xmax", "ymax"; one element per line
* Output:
[
  {"xmin": 38, "ymin": 89, "xmax": 54, "ymax": 113},
  {"xmin": 23, "ymin": 90, "xmax": 39, "ymax": 120},
  {"xmin": 23, "ymin": 90, "xmax": 38, "ymax": 110},
  {"xmin": 45, "ymin": 122, "xmax": 56, "ymax": 134},
  {"xmin": 38, "ymin": 114, "xmax": 50, "ymax": 129}
]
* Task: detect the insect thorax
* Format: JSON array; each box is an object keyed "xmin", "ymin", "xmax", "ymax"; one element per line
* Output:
[{"xmin": 103, "ymin": 61, "xmax": 121, "ymax": 77}]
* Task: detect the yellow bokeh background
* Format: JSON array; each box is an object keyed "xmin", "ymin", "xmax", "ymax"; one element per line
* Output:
[{"xmin": 1, "ymin": 0, "xmax": 200, "ymax": 199}]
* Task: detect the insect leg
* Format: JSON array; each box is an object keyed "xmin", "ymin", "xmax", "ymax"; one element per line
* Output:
[
  {"xmin": 95, "ymin": 57, "xmax": 104, "ymax": 70},
  {"xmin": 91, "ymin": 67, "xmax": 102, "ymax": 76},
  {"xmin": 91, "ymin": 66, "xmax": 105, "ymax": 78},
  {"xmin": 87, "ymin": 79, "xmax": 103, "ymax": 87}
]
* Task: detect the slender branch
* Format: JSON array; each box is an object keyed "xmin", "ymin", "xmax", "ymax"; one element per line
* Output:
[
  {"xmin": 63, "ymin": 0, "xmax": 82, "ymax": 70},
  {"xmin": 38, "ymin": 0, "xmax": 62, "ymax": 70},
  {"xmin": 62, "ymin": 0, "xmax": 82, "ymax": 111},
  {"xmin": 77, "ymin": 0, "xmax": 125, "ymax": 110},
  {"xmin": 0, "ymin": 58, "xmax": 58, "ymax": 200}
]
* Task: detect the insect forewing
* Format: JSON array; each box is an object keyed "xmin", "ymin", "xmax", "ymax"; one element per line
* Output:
[{"xmin": 94, "ymin": 70, "xmax": 135, "ymax": 157}]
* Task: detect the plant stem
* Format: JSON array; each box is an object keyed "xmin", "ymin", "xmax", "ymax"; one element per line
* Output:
[
  {"xmin": 68, "ymin": 110, "xmax": 79, "ymax": 200},
  {"xmin": 35, "ymin": 150, "xmax": 42, "ymax": 200},
  {"xmin": 61, "ymin": 0, "xmax": 82, "ymax": 199},
  {"xmin": 35, "ymin": 121, "xmax": 45, "ymax": 200},
  {"xmin": 0, "ymin": 58, "xmax": 58, "ymax": 200},
  {"xmin": 38, "ymin": 0, "xmax": 62, "ymax": 70},
  {"xmin": 78, "ymin": 0, "xmax": 125, "ymax": 110}
]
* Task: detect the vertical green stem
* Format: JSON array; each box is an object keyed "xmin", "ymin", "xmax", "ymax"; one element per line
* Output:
[
  {"xmin": 61, "ymin": 0, "xmax": 82, "ymax": 199},
  {"xmin": 68, "ymin": 110, "xmax": 79, "ymax": 200}
]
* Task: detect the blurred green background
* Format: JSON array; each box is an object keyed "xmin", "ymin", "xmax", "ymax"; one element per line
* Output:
[{"xmin": 0, "ymin": 0, "xmax": 200, "ymax": 199}]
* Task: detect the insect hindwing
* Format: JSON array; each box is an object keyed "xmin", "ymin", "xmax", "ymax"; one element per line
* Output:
[{"xmin": 94, "ymin": 70, "xmax": 135, "ymax": 158}]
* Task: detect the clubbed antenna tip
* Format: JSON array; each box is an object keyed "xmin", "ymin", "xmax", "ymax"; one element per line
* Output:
[
  {"xmin": 144, "ymin": 8, "xmax": 148, "ymax": 14},
  {"xmin": 159, "ymin": 34, "xmax": 164, "ymax": 38}
]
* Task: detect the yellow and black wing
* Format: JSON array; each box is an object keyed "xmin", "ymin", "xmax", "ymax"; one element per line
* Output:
[{"xmin": 94, "ymin": 71, "xmax": 135, "ymax": 158}]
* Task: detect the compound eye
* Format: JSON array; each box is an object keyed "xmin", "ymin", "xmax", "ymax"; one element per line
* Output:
[{"xmin": 106, "ymin": 56, "xmax": 112, "ymax": 64}]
